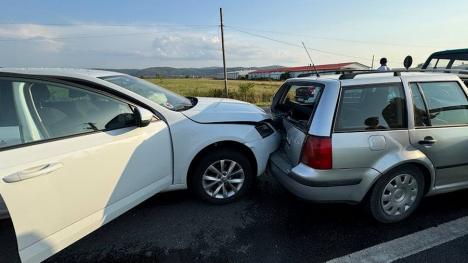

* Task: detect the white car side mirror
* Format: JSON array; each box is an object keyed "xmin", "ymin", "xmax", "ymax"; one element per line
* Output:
[{"xmin": 135, "ymin": 107, "xmax": 155, "ymax": 127}]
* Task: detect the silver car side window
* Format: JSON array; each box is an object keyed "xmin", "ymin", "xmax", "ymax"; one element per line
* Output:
[
  {"xmin": 410, "ymin": 83, "xmax": 431, "ymax": 127},
  {"xmin": 335, "ymin": 83, "xmax": 407, "ymax": 132}
]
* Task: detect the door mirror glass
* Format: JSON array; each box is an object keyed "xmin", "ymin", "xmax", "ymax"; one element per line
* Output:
[{"xmin": 135, "ymin": 107, "xmax": 154, "ymax": 127}]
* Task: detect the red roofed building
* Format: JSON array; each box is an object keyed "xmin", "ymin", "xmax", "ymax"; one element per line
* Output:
[{"xmin": 247, "ymin": 62, "xmax": 369, "ymax": 80}]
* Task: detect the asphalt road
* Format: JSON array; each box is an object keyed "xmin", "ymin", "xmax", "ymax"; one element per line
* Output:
[
  {"xmin": 2, "ymin": 174, "xmax": 468, "ymax": 263},
  {"xmin": 396, "ymin": 235, "xmax": 468, "ymax": 263}
]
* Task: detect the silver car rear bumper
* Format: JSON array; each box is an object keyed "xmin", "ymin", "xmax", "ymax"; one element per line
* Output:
[{"xmin": 269, "ymin": 151, "xmax": 380, "ymax": 203}]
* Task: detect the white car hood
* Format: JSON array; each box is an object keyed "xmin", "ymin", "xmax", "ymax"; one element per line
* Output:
[{"xmin": 181, "ymin": 97, "xmax": 270, "ymax": 123}]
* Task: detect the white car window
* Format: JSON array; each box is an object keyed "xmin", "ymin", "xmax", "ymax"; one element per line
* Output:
[
  {"xmin": 0, "ymin": 78, "xmax": 139, "ymax": 149},
  {"xmin": 101, "ymin": 75, "xmax": 193, "ymax": 111},
  {"xmin": 0, "ymin": 79, "xmax": 31, "ymax": 148}
]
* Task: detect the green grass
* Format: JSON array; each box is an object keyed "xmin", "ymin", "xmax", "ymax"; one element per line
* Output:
[{"xmin": 146, "ymin": 78, "xmax": 282, "ymax": 106}]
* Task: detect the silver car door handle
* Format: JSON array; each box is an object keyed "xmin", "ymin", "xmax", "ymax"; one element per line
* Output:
[
  {"xmin": 418, "ymin": 136, "xmax": 437, "ymax": 145},
  {"xmin": 3, "ymin": 162, "xmax": 63, "ymax": 183}
]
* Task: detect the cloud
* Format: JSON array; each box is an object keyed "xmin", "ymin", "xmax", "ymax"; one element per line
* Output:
[
  {"xmin": 0, "ymin": 24, "xmax": 64, "ymax": 52},
  {"xmin": 0, "ymin": 23, "xmax": 309, "ymax": 68},
  {"xmin": 151, "ymin": 34, "xmax": 221, "ymax": 60},
  {"xmin": 0, "ymin": 24, "xmax": 55, "ymax": 39}
]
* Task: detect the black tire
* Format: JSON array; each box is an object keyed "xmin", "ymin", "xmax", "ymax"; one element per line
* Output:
[
  {"xmin": 366, "ymin": 166, "xmax": 425, "ymax": 223},
  {"xmin": 191, "ymin": 149, "xmax": 254, "ymax": 204}
]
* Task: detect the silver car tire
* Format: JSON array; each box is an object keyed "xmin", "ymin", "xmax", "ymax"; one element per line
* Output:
[{"xmin": 367, "ymin": 166, "xmax": 425, "ymax": 223}]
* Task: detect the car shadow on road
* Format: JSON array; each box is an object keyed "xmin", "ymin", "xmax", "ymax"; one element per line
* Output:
[
  {"xmin": 0, "ymin": 218, "xmax": 20, "ymax": 263},
  {"xmin": 39, "ymin": 173, "xmax": 468, "ymax": 263}
]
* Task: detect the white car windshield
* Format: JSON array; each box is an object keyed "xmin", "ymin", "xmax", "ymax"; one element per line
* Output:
[{"xmin": 101, "ymin": 75, "xmax": 193, "ymax": 111}]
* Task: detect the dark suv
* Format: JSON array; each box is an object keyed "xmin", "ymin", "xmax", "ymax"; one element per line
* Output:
[{"xmin": 422, "ymin": 48, "xmax": 468, "ymax": 86}]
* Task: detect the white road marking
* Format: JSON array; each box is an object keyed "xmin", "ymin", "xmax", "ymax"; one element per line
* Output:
[{"xmin": 327, "ymin": 216, "xmax": 468, "ymax": 263}]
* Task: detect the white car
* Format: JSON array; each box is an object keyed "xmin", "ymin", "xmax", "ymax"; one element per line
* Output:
[{"xmin": 0, "ymin": 68, "xmax": 280, "ymax": 263}]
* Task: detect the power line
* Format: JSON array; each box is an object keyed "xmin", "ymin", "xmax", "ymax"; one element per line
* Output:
[
  {"xmin": 0, "ymin": 22, "xmax": 218, "ymax": 28},
  {"xmin": 227, "ymin": 26, "xmax": 373, "ymax": 61},
  {"xmin": 0, "ymin": 23, "xmax": 219, "ymax": 42},
  {"xmin": 227, "ymin": 27, "xmax": 301, "ymax": 48},
  {"xmin": 0, "ymin": 22, "xmax": 218, "ymax": 42},
  {"xmin": 226, "ymin": 25, "xmax": 441, "ymax": 49},
  {"xmin": 0, "ymin": 21, "xmax": 443, "ymax": 49},
  {"xmin": 0, "ymin": 21, "xmax": 406, "ymax": 64},
  {"xmin": 0, "ymin": 32, "xmax": 159, "ymax": 42}
]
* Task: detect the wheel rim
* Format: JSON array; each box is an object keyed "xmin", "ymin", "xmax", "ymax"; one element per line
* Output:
[
  {"xmin": 381, "ymin": 173, "xmax": 418, "ymax": 216},
  {"xmin": 202, "ymin": 159, "xmax": 245, "ymax": 199}
]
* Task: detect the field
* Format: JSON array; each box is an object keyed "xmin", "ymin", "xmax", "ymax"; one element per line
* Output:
[{"xmin": 147, "ymin": 78, "xmax": 282, "ymax": 106}]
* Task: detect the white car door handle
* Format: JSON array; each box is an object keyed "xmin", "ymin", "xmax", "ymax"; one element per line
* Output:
[{"xmin": 3, "ymin": 162, "xmax": 63, "ymax": 183}]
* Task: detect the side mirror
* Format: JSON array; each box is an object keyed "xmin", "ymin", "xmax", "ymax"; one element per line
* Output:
[
  {"xmin": 404, "ymin": 56, "xmax": 413, "ymax": 70},
  {"xmin": 135, "ymin": 107, "xmax": 154, "ymax": 127}
]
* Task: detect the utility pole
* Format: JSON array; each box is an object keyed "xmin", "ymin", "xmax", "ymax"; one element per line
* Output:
[
  {"xmin": 219, "ymin": 8, "xmax": 228, "ymax": 97},
  {"xmin": 371, "ymin": 54, "xmax": 375, "ymax": 70}
]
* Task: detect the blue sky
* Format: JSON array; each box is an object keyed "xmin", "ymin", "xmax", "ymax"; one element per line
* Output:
[{"xmin": 0, "ymin": 0, "xmax": 466, "ymax": 68}]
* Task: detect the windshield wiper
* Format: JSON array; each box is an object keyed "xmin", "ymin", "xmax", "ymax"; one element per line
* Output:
[
  {"xmin": 175, "ymin": 97, "xmax": 197, "ymax": 111},
  {"xmin": 175, "ymin": 104, "xmax": 194, "ymax": 111},
  {"xmin": 83, "ymin": 122, "xmax": 99, "ymax": 131}
]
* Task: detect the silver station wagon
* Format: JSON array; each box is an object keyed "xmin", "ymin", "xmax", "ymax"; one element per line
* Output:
[{"xmin": 269, "ymin": 71, "xmax": 468, "ymax": 223}]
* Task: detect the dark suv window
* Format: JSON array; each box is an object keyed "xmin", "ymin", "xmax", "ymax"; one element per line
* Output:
[
  {"xmin": 411, "ymin": 81, "xmax": 468, "ymax": 127},
  {"xmin": 335, "ymin": 83, "xmax": 407, "ymax": 132}
]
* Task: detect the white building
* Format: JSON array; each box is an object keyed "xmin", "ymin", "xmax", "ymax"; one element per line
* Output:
[
  {"xmin": 215, "ymin": 69, "xmax": 255, "ymax": 80},
  {"xmin": 248, "ymin": 62, "xmax": 370, "ymax": 80}
]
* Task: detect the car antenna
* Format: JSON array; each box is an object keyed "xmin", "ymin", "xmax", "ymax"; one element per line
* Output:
[{"xmin": 301, "ymin": 41, "xmax": 320, "ymax": 77}]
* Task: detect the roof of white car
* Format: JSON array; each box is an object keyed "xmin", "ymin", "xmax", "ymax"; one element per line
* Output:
[{"xmin": 0, "ymin": 68, "xmax": 124, "ymax": 79}]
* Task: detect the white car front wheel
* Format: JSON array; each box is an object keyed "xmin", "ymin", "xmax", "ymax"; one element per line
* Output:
[{"xmin": 192, "ymin": 150, "xmax": 253, "ymax": 204}]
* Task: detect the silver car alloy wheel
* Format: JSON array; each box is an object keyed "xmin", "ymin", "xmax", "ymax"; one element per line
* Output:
[
  {"xmin": 381, "ymin": 173, "xmax": 418, "ymax": 216},
  {"xmin": 202, "ymin": 159, "xmax": 245, "ymax": 199}
]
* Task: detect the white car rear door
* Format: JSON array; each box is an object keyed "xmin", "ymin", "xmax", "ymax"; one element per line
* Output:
[{"xmin": 0, "ymin": 76, "xmax": 172, "ymax": 263}]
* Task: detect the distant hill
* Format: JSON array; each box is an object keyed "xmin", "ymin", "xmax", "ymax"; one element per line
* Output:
[{"xmin": 99, "ymin": 66, "xmax": 284, "ymax": 78}]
